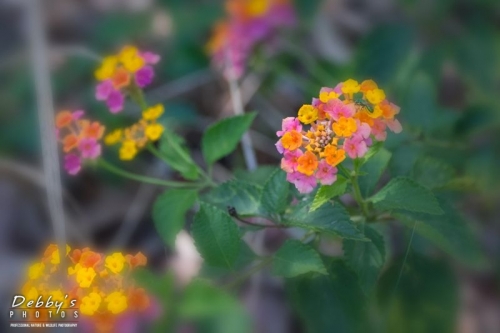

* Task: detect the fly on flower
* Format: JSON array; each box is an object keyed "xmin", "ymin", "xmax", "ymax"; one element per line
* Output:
[
  {"xmin": 276, "ymin": 79, "xmax": 402, "ymax": 193},
  {"xmin": 94, "ymin": 46, "xmax": 160, "ymax": 114},
  {"xmin": 55, "ymin": 110, "xmax": 105, "ymax": 175}
]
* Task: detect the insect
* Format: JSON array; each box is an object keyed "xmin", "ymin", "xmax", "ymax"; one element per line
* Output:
[{"xmin": 353, "ymin": 96, "xmax": 375, "ymax": 114}]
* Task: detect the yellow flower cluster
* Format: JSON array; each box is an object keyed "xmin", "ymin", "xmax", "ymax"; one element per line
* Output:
[
  {"xmin": 95, "ymin": 46, "xmax": 145, "ymax": 81},
  {"xmin": 20, "ymin": 244, "xmax": 150, "ymax": 332},
  {"xmin": 104, "ymin": 104, "xmax": 165, "ymax": 160}
]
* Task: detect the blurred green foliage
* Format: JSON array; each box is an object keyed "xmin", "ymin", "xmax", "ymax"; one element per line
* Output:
[{"xmin": 2, "ymin": 0, "xmax": 500, "ymax": 332}]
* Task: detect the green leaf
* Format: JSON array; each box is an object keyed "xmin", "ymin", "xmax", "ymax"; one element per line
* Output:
[
  {"xmin": 286, "ymin": 202, "xmax": 366, "ymax": 241},
  {"xmin": 234, "ymin": 165, "xmax": 277, "ymax": 185},
  {"xmin": 358, "ymin": 148, "xmax": 392, "ymax": 197},
  {"xmin": 152, "ymin": 189, "xmax": 197, "ymax": 247},
  {"xmin": 179, "ymin": 279, "xmax": 251, "ymax": 333},
  {"xmin": 377, "ymin": 254, "xmax": 458, "ymax": 333},
  {"xmin": 453, "ymin": 25, "xmax": 497, "ymax": 92},
  {"xmin": 203, "ymin": 180, "xmax": 262, "ymax": 216},
  {"xmin": 356, "ymin": 24, "xmax": 414, "ymax": 86},
  {"xmin": 411, "ymin": 156, "xmax": 455, "ymax": 189},
  {"xmin": 343, "ymin": 226, "xmax": 386, "ymax": 295},
  {"xmin": 202, "ymin": 113, "xmax": 257, "ymax": 165},
  {"xmin": 133, "ymin": 268, "xmax": 174, "ymax": 301},
  {"xmin": 310, "ymin": 177, "xmax": 348, "ymax": 212},
  {"xmin": 402, "ymin": 73, "xmax": 436, "ymax": 131},
  {"xmin": 360, "ymin": 141, "xmax": 384, "ymax": 163},
  {"xmin": 261, "ymin": 169, "xmax": 290, "ymax": 214},
  {"xmin": 294, "ymin": 0, "xmax": 320, "ymax": 21},
  {"xmin": 200, "ymin": 243, "xmax": 256, "ymax": 279},
  {"xmin": 272, "ymin": 240, "xmax": 327, "ymax": 278},
  {"xmin": 393, "ymin": 198, "xmax": 485, "ymax": 267},
  {"xmin": 191, "ymin": 203, "xmax": 241, "ymax": 269},
  {"xmin": 92, "ymin": 13, "xmax": 151, "ymax": 48},
  {"xmin": 369, "ymin": 177, "xmax": 443, "ymax": 215},
  {"xmin": 179, "ymin": 279, "xmax": 243, "ymax": 318},
  {"xmin": 388, "ymin": 145, "xmax": 421, "ymax": 177},
  {"xmin": 287, "ymin": 259, "xmax": 367, "ymax": 333},
  {"xmin": 159, "ymin": 127, "xmax": 199, "ymax": 180}
]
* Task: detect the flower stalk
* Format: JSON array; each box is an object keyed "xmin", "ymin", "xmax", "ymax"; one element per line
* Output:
[
  {"xmin": 98, "ymin": 159, "xmax": 205, "ymax": 189},
  {"xmin": 351, "ymin": 164, "xmax": 370, "ymax": 220}
]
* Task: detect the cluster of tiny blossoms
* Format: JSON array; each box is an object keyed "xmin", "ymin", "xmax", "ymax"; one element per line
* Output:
[
  {"xmin": 22, "ymin": 244, "xmax": 150, "ymax": 332},
  {"xmin": 55, "ymin": 110, "xmax": 105, "ymax": 175},
  {"xmin": 276, "ymin": 79, "xmax": 402, "ymax": 193},
  {"xmin": 104, "ymin": 104, "xmax": 165, "ymax": 161},
  {"xmin": 207, "ymin": 0, "xmax": 295, "ymax": 79},
  {"xmin": 95, "ymin": 46, "xmax": 160, "ymax": 114}
]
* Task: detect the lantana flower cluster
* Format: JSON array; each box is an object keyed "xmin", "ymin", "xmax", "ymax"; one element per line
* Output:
[
  {"xmin": 276, "ymin": 79, "xmax": 402, "ymax": 193},
  {"xmin": 207, "ymin": 0, "xmax": 295, "ymax": 79},
  {"xmin": 104, "ymin": 103, "xmax": 165, "ymax": 161},
  {"xmin": 55, "ymin": 110, "xmax": 105, "ymax": 175},
  {"xmin": 94, "ymin": 46, "xmax": 160, "ymax": 114},
  {"xmin": 22, "ymin": 244, "xmax": 151, "ymax": 332}
]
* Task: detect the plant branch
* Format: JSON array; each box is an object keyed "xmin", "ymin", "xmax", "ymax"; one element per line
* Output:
[
  {"xmin": 351, "ymin": 161, "xmax": 370, "ymax": 219},
  {"xmin": 337, "ymin": 164, "xmax": 352, "ymax": 179},
  {"xmin": 98, "ymin": 159, "xmax": 204, "ymax": 188},
  {"xmin": 26, "ymin": 0, "xmax": 67, "ymax": 273},
  {"xmin": 225, "ymin": 51, "xmax": 258, "ymax": 171},
  {"xmin": 227, "ymin": 206, "xmax": 287, "ymax": 229},
  {"xmin": 225, "ymin": 257, "xmax": 273, "ymax": 290},
  {"xmin": 147, "ymin": 144, "xmax": 215, "ymax": 187}
]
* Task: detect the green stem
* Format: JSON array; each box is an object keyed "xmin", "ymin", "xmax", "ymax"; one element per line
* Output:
[
  {"xmin": 351, "ymin": 161, "xmax": 370, "ymax": 219},
  {"xmin": 337, "ymin": 164, "xmax": 352, "ymax": 179},
  {"xmin": 231, "ymin": 214, "xmax": 287, "ymax": 229},
  {"xmin": 147, "ymin": 144, "xmax": 216, "ymax": 187},
  {"xmin": 146, "ymin": 144, "xmax": 171, "ymax": 166},
  {"xmin": 225, "ymin": 257, "xmax": 273, "ymax": 290},
  {"xmin": 128, "ymin": 83, "xmax": 148, "ymax": 110},
  {"xmin": 98, "ymin": 159, "xmax": 202, "ymax": 188},
  {"xmin": 300, "ymin": 230, "xmax": 316, "ymax": 243},
  {"xmin": 126, "ymin": 77, "xmax": 217, "ymax": 188}
]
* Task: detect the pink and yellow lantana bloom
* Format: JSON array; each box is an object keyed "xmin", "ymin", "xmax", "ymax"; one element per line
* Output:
[{"xmin": 276, "ymin": 79, "xmax": 402, "ymax": 193}]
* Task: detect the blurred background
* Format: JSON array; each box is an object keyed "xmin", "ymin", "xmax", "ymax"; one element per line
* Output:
[{"xmin": 0, "ymin": 0, "xmax": 499, "ymax": 332}]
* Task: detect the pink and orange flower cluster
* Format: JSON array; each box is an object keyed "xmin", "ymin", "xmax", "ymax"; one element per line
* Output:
[
  {"xmin": 22, "ymin": 244, "xmax": 153, "ymax": 332},
  {"xmin": 94, "ymin": 46, "xmax": 160, "ymax": 114},
  {"xmin": 276, "ymin": 79, "xmax": 402, "ymax": 193},
  {"xmin": 55, "ymin": 110, "xmax": 105, "ymax": 175},
  {"xmin": 207, "ymin": 0, "xmax": 295, "ymax": 79}
]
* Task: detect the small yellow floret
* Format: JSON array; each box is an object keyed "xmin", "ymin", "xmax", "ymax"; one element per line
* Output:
[
  {"xmin": 81, "ymin": 292, "xmax": 102, "ymax": 316},
  {"xmin": 105, "ymin": 253, "xmax": 126, "ymax": 274},
  {"xmin": 95, "ymin": 56, "xmax": 118, "ymax": 81},
  {"xmin": 142, "ymin": 104, "xmax": 164, "ymax": 121},
  {"xmin": 105, "ymin": 292, "xmax": 128, "ymax": 314},
  {"xmin": 145, "ymin": 123, "xmax": 164, "ymax": 141},
  {"xmin": 76, "ymin": 267, "xmax": 96, "ymax": 288},
  {"xmin": 341, "ymin": 79, "xmax": 360, "ymax": 95},
  {"xmin": 104, "ymin": 129, "xmax": 123, "ymax": 146},
  {"xmin": 28, "ymin": 263, "xmax": 45, "ymax": 280},
  {"xmin": 297, "ymin": 105, "xmax": 318, "ymax": 124},
  {"xmin": 119, "ymin": 140, "xmax": 138, "ymax": 161}
]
